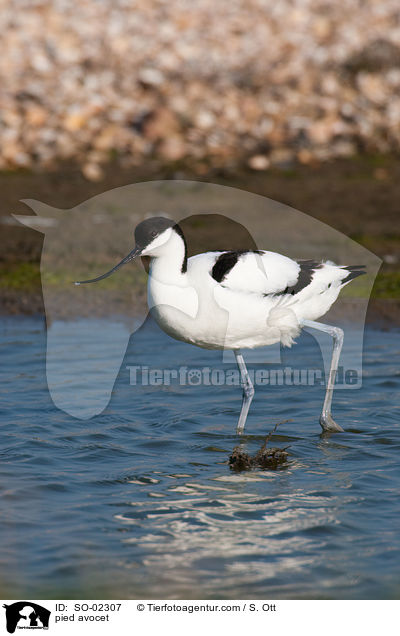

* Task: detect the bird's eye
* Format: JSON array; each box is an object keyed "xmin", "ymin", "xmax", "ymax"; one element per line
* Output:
[{"xmin": 151, "ymin": 231, "xmax": 157, "ymax": 238}]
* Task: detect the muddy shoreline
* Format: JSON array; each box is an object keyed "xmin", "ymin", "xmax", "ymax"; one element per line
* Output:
[{"xmin": 1, "ymin": 155, "xmax": 399, "ymax": 325}]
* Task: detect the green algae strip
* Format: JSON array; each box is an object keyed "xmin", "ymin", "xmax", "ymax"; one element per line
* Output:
[
  {"xmin": 1, "ymin": 262, "xmax": 398, "ymax": 298},
  {"xmin": 0, "ymin": 263, "xmax": 147, "ymax": 291}
]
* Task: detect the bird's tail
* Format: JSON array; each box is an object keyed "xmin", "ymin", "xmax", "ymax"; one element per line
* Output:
[{"xmin": 340, "ymin": 265, "xmax": 366, "ymax": 285}]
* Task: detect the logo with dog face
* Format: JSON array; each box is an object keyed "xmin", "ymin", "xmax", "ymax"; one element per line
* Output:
[{"xmin": 3, "ymin": 602, "xmax": 50, "ymax": 633}]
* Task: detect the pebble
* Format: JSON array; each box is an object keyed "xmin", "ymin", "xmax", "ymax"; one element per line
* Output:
[
  {"xmin": 82, "ymin": 162, "xmax": 104, "ymax": 182},
  {"xmin": 138, "ymin": 68, "xmax": 165, "ymax": 87},
  {"xmin": 159, "ymin": 136, "xmax": 187, "ymax": 161},
  {"xmin": 248, "ymin": 155, "xmax": 270, "ymax": 171}
]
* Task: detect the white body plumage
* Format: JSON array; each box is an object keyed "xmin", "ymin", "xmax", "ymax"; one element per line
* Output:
[{"xmin": 146, "ymin": 226, "xmax": 360, "ymax": 350}]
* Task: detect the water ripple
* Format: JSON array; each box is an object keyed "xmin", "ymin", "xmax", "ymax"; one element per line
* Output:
[{"xmin": 0, "ymin": 317, "xmax": 399, "ymax": 598}]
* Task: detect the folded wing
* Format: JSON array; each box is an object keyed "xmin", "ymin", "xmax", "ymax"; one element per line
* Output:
[{"xmin": 209, "ymin": 250, "xmax": 365, "ymax": 298}]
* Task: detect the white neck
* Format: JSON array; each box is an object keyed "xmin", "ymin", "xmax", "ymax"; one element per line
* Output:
[{"xmin": 148, "ymin": 230, "xmax": 188, "ymax": 286}]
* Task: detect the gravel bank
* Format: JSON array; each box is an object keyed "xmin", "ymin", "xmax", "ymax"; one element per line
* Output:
[{"xmin": 1, "ymin": 1, "xmax": 400, "ymax": 178}]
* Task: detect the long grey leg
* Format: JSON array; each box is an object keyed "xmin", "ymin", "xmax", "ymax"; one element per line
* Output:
[
  {"xmin": 302, "ymin": 319, "xmax": 344, "ymax": 433},
  {"xmin": 234, "ymin": 349, "xmax": 255, "ymax": 435}
]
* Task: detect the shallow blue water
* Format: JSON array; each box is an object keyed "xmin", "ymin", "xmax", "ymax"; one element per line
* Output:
[{"xmin": 0, "ymin": 315, "xmax": 399, "ymax": 599}]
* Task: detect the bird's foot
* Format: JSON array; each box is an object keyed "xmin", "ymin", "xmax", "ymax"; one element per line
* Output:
[{"xmin": 319, "ymin": 413, "xmax": 344, "ymax": 433}]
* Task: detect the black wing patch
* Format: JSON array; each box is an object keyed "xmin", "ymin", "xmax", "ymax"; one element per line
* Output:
[{"xmin": 211, "ymin": 250, "xmax": 263, "ymax": 283}]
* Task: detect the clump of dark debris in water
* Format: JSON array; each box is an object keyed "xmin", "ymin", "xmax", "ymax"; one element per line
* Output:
[
  {"xmin": 229, "ymin": 421, "xmax": 290, "ymax": 472},
  {"xmin": 229, "ymin": 444, "xmax": 289, "ymax": 471}
]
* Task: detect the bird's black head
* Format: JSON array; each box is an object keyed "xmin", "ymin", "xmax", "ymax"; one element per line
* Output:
[{"xmin": 134, "ymin": 216, "xmax": 177, "ymax": 249}]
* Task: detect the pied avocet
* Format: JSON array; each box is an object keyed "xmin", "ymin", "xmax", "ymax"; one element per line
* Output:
[{"xmin": 75, "ymin": 217, "xmax": 365, "ymax": 434}]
